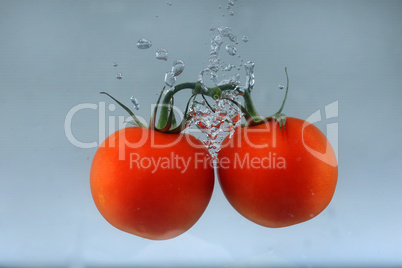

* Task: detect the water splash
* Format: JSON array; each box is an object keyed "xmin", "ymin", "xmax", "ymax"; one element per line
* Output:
[
  {"xmin": 186, "ymin": 90, "xmax": 243, "ymax": 159},
  {"xmin": 137, "ymin": 39, "xmax": 152, "ymax": 49},
  {"xmin": 185, "ymin": 22, "xmax": 254, "ymax": 158}
]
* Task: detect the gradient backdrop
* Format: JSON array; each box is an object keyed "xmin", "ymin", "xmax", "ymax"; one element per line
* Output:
[{"xmin": 1, "ymin": 0, "xmax": 402, "ymax": 267}]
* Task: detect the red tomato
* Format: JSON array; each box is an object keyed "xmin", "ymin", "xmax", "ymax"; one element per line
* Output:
[
  {"xmin": 217, "ymin": 117, "xmax": 338, "ymax": 228},
  {"xmin": 90, "ymin": 127, "xmax": 214, "ymax": 240}
]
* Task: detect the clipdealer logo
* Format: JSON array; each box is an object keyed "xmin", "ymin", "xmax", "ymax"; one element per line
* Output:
[
  {"xmin": 64, "ymin": 100, "xmax": 338, "ymax": 167},
  {"xmin": 127, "ymin": 151, "xmax": 286, "ymax": 173},
  {"xmin": 302, "ymin": 100, "xmax": 338, "ymax": 166},
  {"xmin": 64, "ymin": 102, "xmax": 130, "ymax": 149},
  {"xmin": 64, "ymin": 102, "xmax": 185, "ymax": 149}
]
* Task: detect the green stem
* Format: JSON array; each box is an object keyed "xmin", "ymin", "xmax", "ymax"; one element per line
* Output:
[
  {"xmin": 201, "ymin": 94, "xmax": 215, "ymax": 112},
  {"xmin": 242, "ymin": 90, "xmax": 264, "ymax": 123},
  {"xmin": 155, "ymin": 82, "xmax": 236, "ymax": 130},
  {"xmin": 100, "ymin": 92, "xmax": 146, "ymax": 128}
]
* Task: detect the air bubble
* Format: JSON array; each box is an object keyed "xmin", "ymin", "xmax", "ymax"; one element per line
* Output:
[
  {"xmin": 137, "ymin": 39, "xmax": 152, "ymax": 49},
  {"xmin": 244, "ymin": 61, "xmax": 255, "ymax": 92},
  {"xmin": 222, "ymin": 64, "xmax": 234, "ymax": 71},
  {"xmin": 164, "ymin": 72, "xmax": 176, "ymax": 87},
  {"xmin": 172, "ymin": 60, "xmax": 185, "ymax": 76},
  {"xmin": 242, "ymin": 36, "xmax": 249, "ymax": 42},
  {"xmin": 211, "ymin": 41, "xmax": 220, "ymax": 51},
  {"xmin": 211, "ymin": 73, "xmax": 218, "ymax": 84},
  {"xmin": 130, "ymin": 96, "xmax": 140, "ymax": 110},
  {"xmin": 198, "ymin": 68, "xmax": 211, "ymax": 92},
  {"xmin": 165, "ymin": 87, "xmax": 175, "ymax": 93},
  {"xmin": 112, "ymin": 62, "xmax": 118, "ymax": 67},
  {"xmin": 155, "ymin": 48, "xmax": 168, "ymax": 61},
  {"xmin": 116, "ymin": 73, "xmax": 122, "ymax": 79},
  {"xmin": 208, "ymin": 64, "xmax": 219, "ymax": 73},
  {"xmin": 278, "ymin": 84, "xmax": 285, "ymax": 90},
  {"xmin": 212, "ymin": 35, "xmax": 224, "ymax": 45},
  {"xmin": 228, "ymin": 33, "xmax": 237, "ymax": 43},
  {"xmin": 225, "ymin": 44, "xmax": 237, "ymax": 56},
  {"xmin": 218, "ymin": 26, "xmax": 232, "ymax": 37}
]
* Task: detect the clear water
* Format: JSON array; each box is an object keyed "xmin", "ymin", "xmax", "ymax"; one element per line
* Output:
[{"xmin": 1, "ymin": 0, "xmax": 401, "ymax": 267}]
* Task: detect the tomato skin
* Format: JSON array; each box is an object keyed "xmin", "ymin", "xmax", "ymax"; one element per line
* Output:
[
  {"xmin": 217, "ymin": 117, "xmax": 338, "ymax": 228},
  {"xmin": 90, "ymin": 127, "xmax": 214, "ymax": 240}
]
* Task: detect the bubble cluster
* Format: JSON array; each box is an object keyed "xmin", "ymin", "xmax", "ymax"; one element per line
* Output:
[
  {"xmin": 198, "ymin": 26, "xmax": 241, "ymax": 90},
  {"xmin": 225, "ymin": 0, "xmax": 237, "ymax": 17},
  {"xmin": 183, "ymin": 21, "xmax": 257, "ymax": 157},
  {"xmin": 186, "ymin": 90, "xmax": 243, "ymax": 159}
]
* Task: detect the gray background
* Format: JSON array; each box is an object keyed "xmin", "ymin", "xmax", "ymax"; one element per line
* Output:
[{"xmin": 1, "ymin": 0, "xmax": 402, "ymax": 267}]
